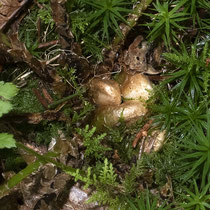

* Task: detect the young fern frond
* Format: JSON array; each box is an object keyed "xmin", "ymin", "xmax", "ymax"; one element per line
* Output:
[
  {"xmin": 86, "ymin": 158, "xmax": 120, "ymax": 208},
  {"xmin": 99, "ymin": 158, "xmax": 117, "ymax": 185},
  {"xmin": 123, "ymin": 160, "xmax": 145, "ymax": 194},
  {"xmin": 76, "ymin": 125, "xmax": 111, "ymax": 159}
]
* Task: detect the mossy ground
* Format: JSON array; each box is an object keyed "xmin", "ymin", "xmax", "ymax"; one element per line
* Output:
[{"xmin": 0, "ymin": 0, "xmax": 209, "ymax": 209}]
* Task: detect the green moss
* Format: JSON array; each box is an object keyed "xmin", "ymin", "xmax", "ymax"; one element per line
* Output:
[
  {"xmin": 14, "ymin": 121, "xmax": 63, "ymax": 146},
  {"xmin": 35, "ymin": 121, "xmax": 61, "ymax": 145},
  {"xmin": 18, "ymin": 4, "xmax": 58, "ymax": 59},
  {"xmin": 106, "ymin": 118, "xmax": 144, "ymax": 163},
  {"xmin": 18, "ymin": 7, "xmax": 38, "ymax": 48},
  {"xmin": 12, "ymin": 79, "xmax": 44, "ymax": 114},
  {"xmin": 0, "ymin": 148, "xmax": 26, "ymax": 173},
  {"xmin": 142, "ymin": 142, "xmax": 178, "ymax": 186}
]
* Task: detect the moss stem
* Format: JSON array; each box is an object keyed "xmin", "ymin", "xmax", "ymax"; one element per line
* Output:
[{"xmin": 48, "ymin": 92, "xmax": 80, "ymax": 109}]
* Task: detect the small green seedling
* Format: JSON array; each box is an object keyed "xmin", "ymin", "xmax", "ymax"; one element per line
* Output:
[{"xmin": 0, "ymin": 81, "xmax": 18, "ymax": 149}]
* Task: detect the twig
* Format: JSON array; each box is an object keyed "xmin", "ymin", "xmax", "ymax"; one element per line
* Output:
[
  {"xmin": 42, "ymin": 88, "xmax": 53, "ymax": 104},
  {"xmin": 132, "ymin": 119, "xmax": 153, "ymax": 148},
  {"xmin": 33, "ymin": 88, "xmax": 49, "ymax": 109},
  {"xmin": 138, "ymin": 132, "xmax": 147, "ymax": 160},
  {"xmin": 38, "ymin": 40, "xmax": 59, "ymax": 49},
  {"xmin": 46, "ymin": 54, "xmax": 60, "ymax": 65}
]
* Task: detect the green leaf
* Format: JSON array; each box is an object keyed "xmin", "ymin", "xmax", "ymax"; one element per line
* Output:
[
  {"xmin": 0, "ymin": 100, "xmax": 13, "ymax": 117},
  {"xmin": 0, "ymin": 82, "xmax": 18, "ymax": 100},
  {"xmin": 0, "ymin": 133, "xmax": 16, "ymax": 149}
]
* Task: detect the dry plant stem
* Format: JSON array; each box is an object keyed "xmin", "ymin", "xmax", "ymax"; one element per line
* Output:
[
  {"xmin": 42, "ymin": 88, "xmax": 53, "ymax": 104},
  {"xmin": 133, "ymin": 119, "xmax": 153, "ymax": 148},
  {"xmin": 138, "ymin": 136, "xmax": 146, "ymax": 160},
  {"xmin": 38, "ymin": 40, "xmax": 59, "ymax": 49},
  {"xmin": 33, "ymin": 88, "xmax": 49, "ymax": 109},
  {"xmin": 46, "ymin": 54, "xmax": 60, "ymax": 65}
]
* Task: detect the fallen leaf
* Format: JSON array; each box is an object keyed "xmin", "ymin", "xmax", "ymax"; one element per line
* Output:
[
  {"xmin": 50, "ymin": 0, "xmax": 73, "ymax": 49},
  {"xmin": 0, "ymin": 32, "xmax": 54, "ymax": 82},
  {"xmin": 0, "ymin": 0, "xmax": 32, "ymax": 31}
]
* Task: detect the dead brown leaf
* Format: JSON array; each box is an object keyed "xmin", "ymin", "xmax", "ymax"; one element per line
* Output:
[
  {"xmin": 50, "ymin": 0, "xmax": 91, "ymax": 83},
  {"xmin": 0, "ymin": 32, "xmax": 55, "ymax": 81},
  {"xmin": 50, "ymin": 0, "xmax": 73, "ymax": 49},
  {"xmin": 0, "ymin": 0, "xmax": 32, "ymax": 31},
  {"xmin": 27, "ymin": 109, "xmax": 67, "ymax": 124},
  {"xmin": 206, "ymin": 58, "xmax": 210, "ymax": 66}
]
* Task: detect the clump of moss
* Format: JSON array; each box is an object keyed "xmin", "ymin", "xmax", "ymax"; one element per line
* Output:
[
  {"xmin": 0, "ymin": 148, "xmax": 26, "ymax": 173},
  {"xmin": 12, "ymin": 79, "xmax": 44, "ymax": 114},
  {"xmin": 34, "ymin": 122, "xmax": 62, "ymax": 145}
]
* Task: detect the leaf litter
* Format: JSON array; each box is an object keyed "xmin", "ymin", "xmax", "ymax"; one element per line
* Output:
[
  {"xmin": 0, "ymin": 0, "xmax": 208, "ymax": 209},
  {"xmin": 0, "ymin": 0, "xmax": 32, "ymax": 31}
]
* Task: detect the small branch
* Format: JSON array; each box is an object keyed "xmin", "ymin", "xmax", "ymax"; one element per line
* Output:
[
  {"xmin": 132, "ymin": 119, "xmax": 153, "ymax": 148},
  {"xmin": 138, "ymin": 133, "xmax": 147, "ymax": 160},
  {"xmin": 33, "ymin": 88, "xmax": 49, "ymax": 109},
  {"xmin": 38, "ymin": 40, "xmax": 59, "ymax": 49},
  {"xmin": 42, "ymin": 88, "xmax": 53, "ymax": 104}
]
